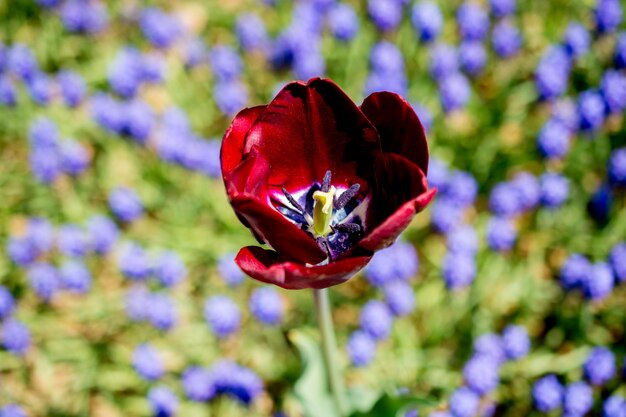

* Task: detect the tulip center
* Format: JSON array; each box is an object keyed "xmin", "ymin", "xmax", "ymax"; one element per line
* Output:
[{"xmin": 276, "ymin": 170, "xmax": 366, "ymax": 260}]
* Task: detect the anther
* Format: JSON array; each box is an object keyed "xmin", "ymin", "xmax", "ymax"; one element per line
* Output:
[
  {"xmin": 321, "ymin": 170, "xmax": 332, "ymax": 193},
  {"xmin": 334, "ymin": 183, "xmax": 360, "ymax": 210},
  {"xmin": 282, "ymin": 187, "xmax": 313, "ymax": 225},
  {"xmin": 333, "ymin": 223, "xmax": 362, "ymax": 234}
]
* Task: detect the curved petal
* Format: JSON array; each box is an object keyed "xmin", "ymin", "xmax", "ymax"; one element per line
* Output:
[
  {"xmin": 221, "ymin": 105, "xmax": 266, "ymax": 178},
  {"xmin": 244, "ymin": 78, "xmax": 380, "ymax": 192},
  {"xmin": 358, "ymin": 189, "xmax": 437, "ymax": 252},
  {"xmin": 360, "ymin": 92, "xmax": 429, "ymax": 175},
  {"xmin": 358, "ymin": 153, "xmax": 436, "ymax": 252},
  {"xmin": 230, "ymin": 195, "xmax": 327, "ymax": 265},
  {"xmin": 236, "ymin": 246, "xmax": 372, "ymax": 290}
]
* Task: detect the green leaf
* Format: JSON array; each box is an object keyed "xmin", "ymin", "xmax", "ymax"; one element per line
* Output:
[
  {"xmin": 289, "ymin": 329, "xmax": 339, "ymax": 417},
  {"xmin": 349, "ymin": 392, "xmax": 438, "ymax": 417}
]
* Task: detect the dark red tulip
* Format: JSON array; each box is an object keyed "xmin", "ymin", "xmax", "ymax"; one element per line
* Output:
[{"xmin": 220, "ymin": 78, "xmax": 436, "ymax": 290}]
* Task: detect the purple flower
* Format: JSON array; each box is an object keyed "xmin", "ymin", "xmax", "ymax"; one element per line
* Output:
[
  {"xmin": 563, "ymin": 381, "xmax": 593, "ymax": 417},
  {"xmin": 609, "ymin": 243, "xmax": 626, "ymax": 282},
  {"xmin": 364, "ymin": 241, "xmax": 419, "ymax": 287},
  {"xmin": 236, "ymin": 13, "xmax": 268, "ymax": 51},
  {"xmin": 147, "ymin": 293, "xmax": 177, "ymax": 331},
  {"xmin": 489, "ymin": 0, "xmax": 515, "ymax": 17},
  {"xmin": 540, "ymin": 173, "xmax": 568, "ymax": 208},
  {"xmin": 0, "ymin": 75, "xmax": 17, "ymax": 106},
  {"xmin": 139, "ymin": 8, "xmax": 181, "ymax": 48},
  {"xmin": 2, "ymin": 319, "xmax": 31, "ymax": 356},
  {"xmin": 182, "ymin": 366, "xmax": 215, "ymax": 402},
  {"xmin": 489, "ymin": 182, "xmax": 521, "ymax": 217},
  {"xmin": 601, "ymin": 70, "xmax": 626, "ymax": 114},
  {"xmin": 108, "ymin": 48, "xmax": 143, "ymax": 98},
  {"xmin": 532, "ymin": 374, "xmax": 563, "ymax": 412},
  {"xmin": 360, "ymin": 300, "xmax": 393, "ymax": 341},
  {"xmin": 125, "ymin": 285, "xmax": 151, "ymax": 321},
  {"xmin": 502, "ymin": 325, "xmax": 530, "ymax": 360},
  {"xmin": 204, "ymin": 295, "xmax": 241, "ymax": 338},
  {"xmin": 383, "ymin": 281, "xmax": 415, "ymax": 316},
  {"xmin": 473, "ymin": 333, "xmax": 506, "ymax": 364},
  {"xmin": 459, "ymin": 41, "xmax": 486, "ymax": 76},
  {"xmin": 57, "ymin": 70, "xmax": 86, "ymax": 107},
  {"xmin": 218, "ymin": 252, "xmax": 245, "ymax": 287},
  {"xmin": 367, "ymin": 0, "xmax": 403, "ymax": 32},
  {"xmin": 603, "ymin": 395, "xmax": 626, "ymax": 417},
  {"xmin": 59, "ymin": 260, "xmax": 92, "ymax": 293},
  {"xmin": 347, "ymin": 330, "xmax": 376, "ymax": 367},
  {"xmin": 118, "ymin": 242, "xmax": 152, "ymax": 281},
  {"xmin": 444, "ymin": 171, "xmax": 478, "ymax": 207},
  {"xmin": 492, "ymin": 20, "xmax": 521, "ymax": 58},
  {"xmin": 583, "ymin": 346, "xmax": 616, "ymax": 385},
  {"xmin": 329, "ymin": 4, "xmax": 359, "ymax": 41},
  {"xmin": 560, "ymin": 254, "xmax": 591, "ymax": 290},
  {"xmin": 148, "ymin": 386, "xmax": 178, "ymax": 417},
  {"xmin": 27, "ymin": 262, "xmax": 60, "ymax": 301},
  {"xmin": 578, "ymin": 90, "xmax": 606, "ymax": 131},
  {"xmin": 122, "ymin": 99, "xmax": 155, "ymax": 143},
  {"xmin": 183, "ymin": 38, "xmax": 209, "ymax": 69},
  {"xmin": 210, "ymin": 45, "xmax": 243, "ymax": 82},
  {"xmin": 294, "ymin": 49, "xmax": 326, "ymax": 80},
  {"xmin": 140, "ymin": 53, "xmax": 166, "ymax": 84},
  {"xmin": 486, "ymin": 217, "xmax": 517, "ymax": 252},
  {"xmin": 439, "ymin": 72, "xmax": 471, "ymax": 112},
  {"xmin": 428, "ymin": 158, "xmax": 449, "ymax": 190},
  {"xmin": 91, "ymin": 93, "xmax": 125, "ymax": 133},
  {"xmin": 411, "ymin": 2, "xmax": 443, "ymax": 42},
  {"xmin": 449, "ymin": 387, "xmax": 480, "ymax": 417},
  {"xmin": 7, "ymin": 44, "xmax": 38, "ymax": 81},
  {"xmin": 214, "ymin": 80, "xmax": 248, "ymax": 116},
  {"xmin": 154, "ymin": 251, "xmax": 186, "ymax": 287},
  {"xmin": 60, "ymin": 0, "xmax": 108, "ymax": 34},
  {"xmin": 564, "ymin": 23, "xmax": 590, "ymax": 57},
  {"xmin": 210, "ymin": 360, "xmax": 264, "ymax": 405},
  {"xmin": 57, "ymin": 224, "xmax": 90, "ymax": 257},
  {"xmin": 432, "ymin": 198, "xmax": 464, "ymax": 234},
  {"xmin": 587, "ymin": 184, "xmax": 613, "ymax": 225},
  {"xmin": 447, "ymin": 225, "xmax": 479, "ymax": 255},
  {"xmin": 443, "ymin": 251, "xmax": 476, "ymax": 290},
  {"xmin": 463, "ymin": 355, "xmax": 500, "ymax": 395},
  {"xmin": 595, "ymin": 0, "xmax": 622, "ymax": 33},
  {"xmin": 512, "ymin": 172, "xmax": 541, "ymax": 210},
  {"xmin": 582, "ymin": 262, "xmax": 614, "ymax": 301},
  {"xmin": 537, "ymin": 119, "xmax": 571, "ymax": 159},
  {"xmin": 412, "ymin": 102, "xmax": 433, "ymax": 132},
  {"xmin": 609, "ymin": 147, "xmax": 626, "ymax": 186},
  {"xmin": 133, "ymin": 343, "xmax": 164, "ymax": 381},
  {"xmin": 60, "ymin": 140, "xmax": 90, "ymax": 175},
  {"xmin": 457, "ymin": 2, "xmax": 489, "ymax": 41},
  {"xmin": 87, "ymin": 215, "xmax": 118, "ymax": 254},
  {"xmin": 26, "ymin": 73, "xmax": 52, "ymax": 105},
  {"xmin": 0, "ymin": 286, "xmax": 14, "ymax": 321},
  {"xmin": 249, "ymin": 287, "xmax": 284, "ymax": 325},
  {"xmin": 109, "ymin": 187, "xmax": 143, "ymax": 223},
  {"xmin": 429, "ymin": 43, "xmax": 458, "ymax": 80},
  {"xmin": 0, "ymin": 404, "xmax": 28, "ymax": 417},
  {"xmin": 535, "ymin": 46, "xmax": 571, "ymax": 100},
  {"xmin": 371, "ymin": 41, "xmax": 405, "ymax": 75},
  {"xmin": 7, "ymin": 237, "xmax": 37, "ymax": 266},
  {"xmin": 551, "ymin": 98, "xmax": 580, "ymax": 131},
  {"xmin": 615, "ymin": 33, "xmax": 626, "ymax": 68}
]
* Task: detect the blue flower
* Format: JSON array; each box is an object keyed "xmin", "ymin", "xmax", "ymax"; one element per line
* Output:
[
  {"xmin": 444, "ymin": 171, "xmax": 478, "ymax": 207},
  {"xmin": 595, "ymin": 0, "xmax": 622, "ymax": 33},
  {"xmin": 140, "ymin": 53, "xmax": 166, "ymax": 84},
  {"xmin": 139, "ymin": 8, "xmax": 181, "ymax": 49},
  {"xmin": 367, "ymin": 0, "xmax": 402, "ymax": 32},
  {"xmin": 148, "ymin": 386, "xmax": 178, "ymax": 417},
  {"xmin": 133, "ymin": 343, "xmax": 165, "ymax": 381},
  {"xmin": 87, "ymin": 215, "xmax": 118, "ymax": 255},
  {"xmin": 563, "ymin": 23, "xmax": 590, "ymax": 57},
  {"xmin": 122, "ymin": 99, "xmax": 155, "ymax": 143},
  {"xmin": 412, "ymin": 102, "xmax": 434, "ymax": 132},
  {"xmin": 360, "ymin": 300, "xmax": 393, "ymax": 341},
  {"xmin": 432, "ymin": 198, "xmax": 465, "ymax": 234},
  {"xmin": 540, "ymin": 173, "xmax": 568, "ymax": 208},
  {"xmin": 182, "ymin": 366, "xmax": 216, "ymax": 402},
  {"xmin": 57, "ymin": 224, "xmax": 90, "ymax": 257},
  {"xmin": 578, "ymin": 90, "xmax": 606, "ymax": 131},
  {"xmin": 249, "ymin": 287, "xmax": 284, "ymax": 326},
  {"xmin": 532, "ymin": 374, "xmax": 563, "ymax": 412},
  {"xmin": 429, "ymin": 43, "xmax": 458, "ymax": 81},
  {"xmin": 501, "ymin": 325, "xmax": 530, "ymax": 360},
  {"xmin": 459, "ymin": 41, "xmax": 486, "ymax": 76},
  {"xmin": 582, "ymin": 262, "xmax": 614, "ymax": 301},
  {"xmin": 449, "ymin": 387, "xmax": 479, "ymax": 417},
  {"xmin": 364, "ymin": 241, "xmax": 419, "ymax": 287},
  {"xmin": 609, "ymin": 147, "xmax": 626, "ymax": 186},
  {"xmin": 371, "ymin": 41, "xmax": 405, "ymax": 75},
  {"xmin": 210, "ymin": 360, "xmax": 264, "ymax": 405},
  {"xmin": 609, "ymin": 242, "xmax": 626, "ymax": 283},
  {"xmin": 60, "ymin": 140, "xmax": 90, "ymax": 176},
  {"xmin": 411, "ymin": 2, "xmax": 443, "ymax": 42},
  {"xmin": 489, "ymin": 182, "xmax": 520, "ymax": 217},
  {"xmin": 447, "ymin": 225, "xmax": 479, "ymax": 255},
  {"xmin": 486, "ymin": 217, "xmax": 517, "ymax": 252},
  {"xmin": 563, "ymin": 381, "xmax": 593, "ymax": 417},
  {"xmin": 236, "ymin": 13, "xmax": 269, "ymax": 51},
  {"xmin": 0, "ymin": 404, "xmax": 28, "ymax": 417},
  {"xmin": 218, "ymin": 252, "xmax": 245, "ymax": 287},
  {"xmin": 457, "ymin": 2, "xmax": 489, "ymax": 41},
  {"xmin": 463, "ymin": 355, "xmax": 500, "ymax": 395},
  {"xmin": 512, "ymin": 172, "xmax": 541, "ymax": 210},
  {"xmin": 125, "ymin": 285, "xmax": 151, "ymax": 322},
  {"xmin": 118, "ymin": 242, "xmax": 152, "ymax": 280},
  {"xmin": 59, "ymin": 260, "xmax": 92, "ymax": 293},
  {"xmin": 603, "ymin": 395, "xmax": 626, "ymax": 417},
  {"xmin": 615, "ymin": 33, "xmax": 626, "ymax": 68},
  {"xmin": 91, "ymin": 93, "xmax": 125, "ymax": 133},
  {"xmin": 583, "ymin": 346, "xmax": 616, "ymax": 386},
  {"xmin": 473, "ymin": 333, "xmax": 506, "ymax": 364},
  {"xmin": 214, "ymin": 80, "xmax": 248, "ymax": 117},
  {"xmin": 535, "ymin": 46, "xmax": 571, "ymax": 100},
  {"xmin": 587, "ymin": 184, "xmax": 613, "ymax": 225},
  {"xmin": 294, "ymin": 48, "xmax": 326, "ymax": 80},
  {"xmin": 551, "ymin": 98, "xmax": 580, "ymax": 131},
  {"xmin": 492, "ymin": 20, "xmax": 521, "ymax": 58},
  {"xmin": 7, "ymin": 44, "xmax": 38, "ymax": 81},
  {"xmin": 210, "ymin": 45, "xmax": 243, "ymax": 82},
  {"xmin": 0, "ymin": 75, "xmax": 17, "ymax": 106},
  {"xmin": 489, "ymin": 0, "xmax": 515, "ymax": 17},
  {"xmin": 427, "ymin": 158, "xmax": 449, "ymax": 190},
  {"xmin": 60, "ymin": 0, "xmax": 108, "ymax": 34},
  {"xmin": 347, "ymin": 330, "xmax": 376, "ymax": 367},
  {"xmin": 154, "ymin": 251, "xmax": 186, "ymax": 287},
  {"xmin": 108, "ymin": 48, "xmax": 143, "ymax": 98},
  {"xmin": 26, "ymin": 73, "xmax": 52, "ymax": 105},
  {"xmin": 383, "ymin": 281, "xmax": 415, "ymax": 316},
  {"xmin": 204, "ymin": 295, "xmax": 241, "ymax": 338},
  {"xmin": 601, "ymin": 70, "xmax": 626, "ymax": 114},
  {"xmin": 537, "ymin": 119, "xmax": 571, "ymax": 159},
  {"xmin": 443, "ymin": 251, "xmax": 476, "ymax": 290},
  {"xmin": 109, "ymin": 187, "xmax": 143, "ymax": 223},
  {"xmin": 328, "ymin": 4, "xmax": 359, "ymax": 41},
  {"xmin": 1, "ymin": 319, "xmax": 31, "ymax": 356},
  {"xmin": 0, "ymin": 286, "xmax": 14, "ymax": 320},
  {"xmin": 57, "ymin": 70, "xmax": 86, "ymax": 108},
  {"xmin": 183, "ymin": 38, "xmax": 209, "ymax": 69},
  {"xmin": 27, "ymin": 262, "xmax": 60, "ymax": 302},
  {"xmin": 7, "ymin": 237, "xmax": 37, "ymax": 266},
  {"xmin": 147, "ymin": 293, "xmax": 177, "ymax": 331},
  {"xmin": 560, "ymin": 253, "xmax": 591, "ymax": 290},
  {"xmin": 439, "ymin": 72, "xmax": 471, "ymax": 112}
]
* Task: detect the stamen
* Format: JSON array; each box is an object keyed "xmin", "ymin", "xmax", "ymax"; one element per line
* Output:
[
  {"xmin": 334, "ymin": 183, "xmax": 360, "ymax": 210},
  {"xmin": 333, "ymin": 223, "xmax": 362, "ymax": 234},
  {"xmin": 282, "ymin": 187, "xmax": 313, "ymax": 225},
  {"xmin": 321, "ymin": 170, "xmax": 332, "ymax": 193}
]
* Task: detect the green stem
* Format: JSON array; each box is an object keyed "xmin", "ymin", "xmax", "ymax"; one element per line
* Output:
[{"xmin": 313, "ymin": 288, "xmax": 348, "ymax": 417}]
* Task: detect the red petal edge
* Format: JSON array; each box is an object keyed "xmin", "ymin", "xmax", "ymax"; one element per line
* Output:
[
  {"xmin": 360, "ymin": 92, "xmax": 429, "ymax": 175},
  {"xmin": 221, "ymin": 105, "xmax": 267, "ymax": 178},
  {"xmin": 358, "ymin": 188, "xmax": 437, "ymax": 253},
  {"xmin": 236, "ymin": 246, "xmax": 372, "ymax": 290}
]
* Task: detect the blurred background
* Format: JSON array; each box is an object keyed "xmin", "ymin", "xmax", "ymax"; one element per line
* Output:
[{"xmin": 1, "ymin": 0, "xmax": 626, "ymax": 416}]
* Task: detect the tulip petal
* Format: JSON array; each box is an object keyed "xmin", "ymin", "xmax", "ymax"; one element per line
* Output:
[
  {"xmin": 230, "ymin": 195, "xmax": 327, "ymax": 265},
  {"xmin": 359, "ymin": 153, "xmax": 436, "ymax": 252},
  {"xmin": 221, "ymin": 105, "xmax": 266, "ymax": 177},
  {"xmin": 236, "ymin": 246, "xmax": 372, "ymax": 290},
  {"xmin": 360, "ymin": 92, "xmax": 429, "ymax": 175},
  {"xmin": 244, "ymin": 78, "xmax": 380, "ymax": 191}
]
